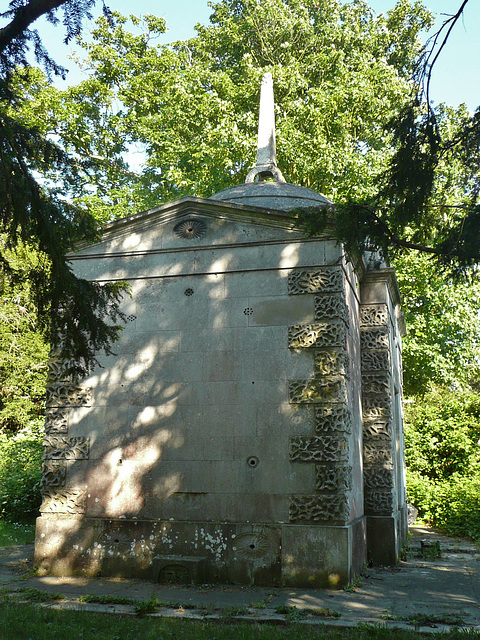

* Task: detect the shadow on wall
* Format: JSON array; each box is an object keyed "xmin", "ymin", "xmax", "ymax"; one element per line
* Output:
[{"xmin": 36, "ymin": 240, "xmax": 339, "ymax": 581}]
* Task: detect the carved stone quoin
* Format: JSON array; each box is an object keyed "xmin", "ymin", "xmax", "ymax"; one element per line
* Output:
[
  {"xmin": 40, "ymin": 489, "xmax": 86, "ymax": 514},
  {"xmin": 363, "ymin": 419, "xmax": 391, "ymax": 439},
  {"xmin": 288, "ymin": 322, "xmax": 347, "ymax": 349},
  {"xmin": 314, "ymin": 349, "xmax": 349, "ymax": 378},
  {"xmin": 290, "ymin": 435, "xmax": 349, "ymax": 462},
  {"xmin": 314, "ymin": 294, "xmax": 349, "ymax": 324},
  {"xmin": 360, "ymin": 304, "xmax": 389, "ymax": 327},
  {"xmin": 43, "ymin": 436, "xmax": 90, "ymax": 460},
  {"xmin": 41, "ymin": 461, "xmax": 67, "ymax": 491},
  {"xmin": 315, "ymin": 465, "xmax": 352, "ymax": 491},
  {"xmin": 360, "ymin": 327, "xmax": 390, "ymax": 351},
  {"xmin": 45, "ymin": 385, "xmax": 92, "ymax": 408},
  {"xmin": 364, "ymin": 468, "xmax": 394, "ymax": 491},
  {"xmin": 44, "ymin": 408, "xmax": 68, "ymax": 434},
  {"xmin": 288, "ymin": 267, "xmax": 344, "ymax": 295},
  {"xmin": 315, "ymin": 405, "xmax": 352, "ymax": 434},
  {"xmin": 362, "ymin": 372, "xmax": 391, "ymax": 397},
  {"xmin": 363, "ymin": 442, "xmax": 393, "ymax": 467},
  {"xmin": 361, "ymin": 349, "xmax": 390, "ymax": 372},
  {"xmin": 289, "ymin": 494, "xmax": 350, "ymax": 523},
  {"xmin": 364, "ymin": 490, "xmax": 394, "ymax": 514},
  {"xmin": 289, "ymin": 377, "xmax": 347, "ymax": 404},
  {"xmin": 46, "ymin": 358, "xmax": 80, "ymax": 385},
  {"xmin": 362, "ymin": 396, "xmax": 391, "ymax": 421}
]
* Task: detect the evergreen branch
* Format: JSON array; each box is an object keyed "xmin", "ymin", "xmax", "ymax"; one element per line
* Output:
[{"xmin": 0, "ymin": 0, "xmax": 67, "ymax": 54}]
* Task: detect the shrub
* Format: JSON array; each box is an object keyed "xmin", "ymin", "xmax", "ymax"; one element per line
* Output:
[
  {"xmin": 407, "ymin": 472, "xmax": 480, "ymax": 540},
  {"xmin": 0, "ymin": 421, "xmax": 43, "ymax": 522},
  {"xmin": 405, "ymin": 386, "xmax": 480, "ymax": 540}
]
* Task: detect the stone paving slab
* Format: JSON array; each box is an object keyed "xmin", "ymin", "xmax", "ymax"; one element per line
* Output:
[{"xmin": 1, "ymin": 526, "xmax": 479, "ymax": 633}]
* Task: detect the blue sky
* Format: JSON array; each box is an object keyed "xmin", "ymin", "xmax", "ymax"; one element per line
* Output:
[{"xmin": 15, "ymin": 0, "xmax": 480, "ymax": 109}]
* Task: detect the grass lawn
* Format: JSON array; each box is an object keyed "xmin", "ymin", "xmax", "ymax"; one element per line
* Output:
[
  {"xmin": 0, "ymin": 521, "xmax": 35, "ymax": 547},
  {"xmin": 0, "ymin": 603, "xmax": 479, "ymax": 640}
]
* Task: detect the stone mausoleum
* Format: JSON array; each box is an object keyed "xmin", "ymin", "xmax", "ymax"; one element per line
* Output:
[{"xmin": 35, "ymin": 74, "xmax": 407, "ymax": 587}]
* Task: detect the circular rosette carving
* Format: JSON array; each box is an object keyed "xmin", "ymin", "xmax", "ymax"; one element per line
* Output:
[
  {"xmin": 97, "ymin": 529, "xmax": 133, "ymax": 554},
  {"xmin": 234, "ymin": 532, "xmax": 274, "ymax": 560},
  {"xmin": 173, "ymin": 219, "xmax": 207, "ymax": 239}
]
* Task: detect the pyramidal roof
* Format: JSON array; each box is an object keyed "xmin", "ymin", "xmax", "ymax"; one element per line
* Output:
[{"xmin": 210, "ymin": 72, "xmax": 331, "ymax": 212}]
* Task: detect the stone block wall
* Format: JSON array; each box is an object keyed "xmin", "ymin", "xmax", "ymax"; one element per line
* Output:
[{"xmin": 35, "ymin": 204, "xmax": 405, "ymax": 585}]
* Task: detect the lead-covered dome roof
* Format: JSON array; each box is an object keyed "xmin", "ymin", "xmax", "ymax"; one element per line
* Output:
[{"xmin": 210, "ymin": 181, "xmax": 332, "ymax": 212}]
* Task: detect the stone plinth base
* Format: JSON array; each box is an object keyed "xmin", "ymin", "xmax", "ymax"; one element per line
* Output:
[
  {"xmin": 35, "ymin": 515, "xmax": 367, "ymax": 588},
  {"xmin": 366, "ymin": 505, "xmax": 408, "ymax": 566}
]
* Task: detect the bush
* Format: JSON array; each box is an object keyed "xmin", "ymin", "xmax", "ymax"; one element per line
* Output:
[
  {"xmin": 407, "ymin": 472, "xmax": 480, "ymax": 540},
  {"xmin": 405, "ymin": 386, "xmax": 480, "ymax": 540},
  {"xmin": 0, "ymin": 422, "xmax": 43, "ymax": 522}
]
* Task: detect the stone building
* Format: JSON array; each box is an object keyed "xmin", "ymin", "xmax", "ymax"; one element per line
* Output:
[{"xmin": 34, "ymin": 74, "xmax": 407, "ymax": 587}]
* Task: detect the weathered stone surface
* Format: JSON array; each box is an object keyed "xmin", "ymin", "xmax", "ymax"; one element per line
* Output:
[
  {"xmin": 43, "ymin": 436, "xmax": 90, "ymax": 460},
  {"xmin": 289, "ymin": 494, "xmax": 350, "ymax": 523},
  {"xmin": 360, "ymin": 304, "xmax": 389, "ymax": 326},
  {"xmin": 288, "ymin": 267, "xmax": 344, "ymax": 295},
  {"xmin": 314, "ymin": 348, "xmax": 349, "ymax": 378},
  {"xmin": 36, "ymin": 171, "xmax": 407, "ymax": 584},
  {"xmin": 288, "ymin": 321, "xmax": 347, "ymax": 349},
  {"xmin": 314, "ymin": 294, "xmax": 349, "ymax": 324},
  {"xmin": 290, "ymin": 435, "xmax": 349, "ymax": 462},
  {"xmin": 315, "ymin": 405, "xmax": 352, "ymax": 434},
  {"xmin": 315, "ymin": 465, "xmax": 352, "ymax": 491},
  {"xmin": 289, "ymin": 377, "xmax": 347, "ymax": 404},
  {"xmin": 40, "ymin": 489, "xmax": 87, "ymax": 514}
]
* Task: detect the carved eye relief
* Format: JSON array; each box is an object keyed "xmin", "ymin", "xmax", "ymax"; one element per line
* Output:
[{"xmin": 173, "ymin": 219, "xmax": 207, "ymax": 239}]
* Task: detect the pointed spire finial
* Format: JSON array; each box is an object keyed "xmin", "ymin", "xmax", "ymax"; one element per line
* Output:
[{"xmin": 245, "ymin": 72, "xmax": 285, "ymax": 183}]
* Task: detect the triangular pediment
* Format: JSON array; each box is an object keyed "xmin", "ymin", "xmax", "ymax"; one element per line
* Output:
[{"xmin": 71, "ymin": 196, "xmax": 309, "ymax": 259}]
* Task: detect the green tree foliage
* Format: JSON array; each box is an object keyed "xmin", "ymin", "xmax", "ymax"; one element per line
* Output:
[
  {"xmin": 0, "ymin": 247, "xmax": 49, "ymax": 432},
  {"xmin": 1, "ymin": 0, "xmax": 127, "ymax": 376},
  {"xmin": 405, "ymin": 387, "xmax": 480, "ymax": 480},
  {"xmin": 13, "ymin": 0, "xmax": 432, "ymax": 221},
  {"xmin": 394, "ymin": 251, "xmax": 480, "ymax": 395}
]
